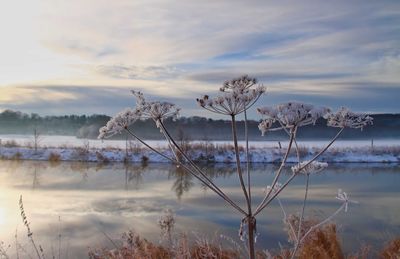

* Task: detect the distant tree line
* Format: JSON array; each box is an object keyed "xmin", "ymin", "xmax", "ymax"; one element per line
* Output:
[
  {"xmin": 0, "ymin": 109, "xmax": 399, "ymax": 140},
  {"xmin": 0, "ymin": 109, "xmax": 109, "ymax": 137}
]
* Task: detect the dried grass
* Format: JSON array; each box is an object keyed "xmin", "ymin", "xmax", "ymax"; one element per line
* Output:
[
  {"xmin": 88, "ymin": 231, "xmax": 242, "ymax": 259},
  {"xmin": 379, "ymin": 238, "xmax": 400, "ymax": 259},
  {"xmin": 96, "ymin": 151, "xmax": 110, "ymax": 164},
  {"xmin": 48, "ymin": 152, "xmax": 61, "ymax": 162},
  {"xmin": 297, "ymin": 224, "xmax": 343, "ymax": 259},
  {"xmin": 11, "ymin": 152, "xmax": 22, "ymax": 160}
]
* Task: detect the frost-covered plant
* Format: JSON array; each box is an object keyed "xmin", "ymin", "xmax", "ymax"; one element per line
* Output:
[
  {"xmin": 256, "ymin": 102, "xmax": 370, "ymax": 258},
  {"xmin": 196, "ymin": 76, "xmax": 265, "ymax": 116},
  {"xmin": 291, "ymin": 161, "xmax": 328, "ymax": 175},
  {"xmin": 98, "ymin": 108, "xmax": 141, "ymax": 139},
  {"xmin": 327, "ymin": 107, "xmax": 373, "ymax": 130},
  {"xmin": 99, "ymin": 75, "xmax": 372, "ymax": 259},
  {"xmin": 131, "ymin": 90, "xmax": 180, "ymax": 124},
  {"xmin": 265, "ymin": 182, "xmax": 283, "ymax": 194},
  {"xmin": 257, "ymin": 102, "xmax": 331, "ymax": 134}
]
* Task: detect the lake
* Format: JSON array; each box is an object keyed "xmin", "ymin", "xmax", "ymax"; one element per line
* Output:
[{"xmin": 0, "ymin": 160, "xmax": 399, "ymax": 257}]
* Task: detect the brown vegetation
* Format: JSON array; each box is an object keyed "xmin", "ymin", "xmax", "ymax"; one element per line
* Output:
[
  {"xmin": 88, "ymin": 231, "xmax": 241, "ymax": 259},
  {"xmin": 48, "ymin": 151, "xmax": 61, "ymax": 166},
  {"xmin": 297, "ymin": 224, "xmax": 343, "ymax": 259},
  {"xmin": 88, "ymin": 229, "xmax": 400, "ymax": 259},
  {"xmin": 379, "ymin": 238, "xmax": 400, "ymax": 259},
  {"xmin": 11, "ymin": 152, "xmax": 22, "ymax": 160},
  {"xmin": 48, "ymin": 152, "xmax": 61, "ymax": 162},
  {"xmin": 96, "ymin": 151, "xmax": 110, "ymax": 164}
]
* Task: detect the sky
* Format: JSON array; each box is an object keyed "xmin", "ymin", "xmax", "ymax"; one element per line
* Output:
[{"xmin": 0, "ymin": 0, "xmax": 399, "ymax": 118}]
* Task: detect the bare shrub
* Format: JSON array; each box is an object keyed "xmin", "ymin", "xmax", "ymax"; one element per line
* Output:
[
  {"xmin": 32, "ymin": 128, "xmax": 42, "ymax": 153},
  {"xmin": 129, "ymin": 139, "xmax": 142, "ymax": 154},
  {"xmin": 96, "ymin": 151, "xmax": 110, "ymax": 164},
  {"xmin": 73, "ymin": 139, "xmax": 91, "ymax": 161}
]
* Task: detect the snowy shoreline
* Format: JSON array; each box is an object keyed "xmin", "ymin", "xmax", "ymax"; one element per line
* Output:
[{"xmin": 1, "ymin": 144, "xmax": 399, "ymax": 163}]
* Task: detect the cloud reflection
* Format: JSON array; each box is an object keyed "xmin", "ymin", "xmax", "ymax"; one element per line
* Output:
[{"xmin": 0, "ymin": 161, "xmax": 399, "ymax": 257}]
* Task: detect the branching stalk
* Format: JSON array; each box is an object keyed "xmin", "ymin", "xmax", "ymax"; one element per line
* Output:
[
  {"xmin": 244, "ymin": 110, "xmax": 252, "ymax": 209},
  {"xmin": 254, "ymin": 131, "xmax": 295, "ymax": 215},
  {"xmin": 291, "ymin": 174, "xmax": 310, "ymax": 258},
  {"xmin": 126, "ymin": 127, "xmax": 247, "ymax": 215},
  {"xmin": 277, "ymin": 198, "xmax": 297, "ymax": 243},
  {"xmin": 254, "ymin": 128, "xmax": 344, "ymax": 216},
  {"xmin": 230, "ymin": 115, "xmax": 251, "ymax": 213},
  {"xmin": 298, "ymin": 202, "xmax": 346, "ymax": 245},
  {"xmin": 158, "ymin": 122, "xmax": 247, "ymax": 214}
]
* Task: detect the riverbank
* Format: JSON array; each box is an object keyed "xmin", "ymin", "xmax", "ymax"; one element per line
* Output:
[{"xmin": 1, "ymin": 143, "xmax": 399, "ymax": 163}]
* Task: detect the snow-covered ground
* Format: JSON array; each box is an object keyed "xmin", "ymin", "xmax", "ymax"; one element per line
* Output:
[
  {"xmin": 0, "ymin": 134, "xmax": 398, "ymax": 149},
  {"xmin": 0, "ymin": 134, "xmax": 399, "ymax": 163}
]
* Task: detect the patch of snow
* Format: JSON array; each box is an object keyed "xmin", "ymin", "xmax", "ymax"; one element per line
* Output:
[{"xmin": 0, "ymin": 143, "xmax": 398, "ymax": 164}]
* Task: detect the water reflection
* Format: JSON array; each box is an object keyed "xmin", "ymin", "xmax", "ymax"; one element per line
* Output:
[
  {"xmin": 169, "ymin": 166, "xmax": 194, "ymax": 200},
  {"xmin": 0, "ymin": 160, "xmax": 399, "ymax": 257}
]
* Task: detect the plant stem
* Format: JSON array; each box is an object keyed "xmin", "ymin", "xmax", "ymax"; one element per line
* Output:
[
  {"xmin": 291, "ymin": 174, "xmax": 310, "ymax": 259},
  {"xmin": 230, "ymin": 115, "xmax": 251, "ymax": 213},
  {"xmin": 299, "ymin": 202, "xmax": 346, "ymax": 245},
  {"xmin": 125, "ymin": 127, "xmax": 247, "ymax": 215},
  {"xmin": 277, "ymin": 198, "xmax": 297, "ymax": 242},
  {"xmin": 157, "ymin": 122, "xmax": 247, "ymax": 215},
  {"xmin": 254, "ymin": 131, "xmax": 294, "ymax": 215},
  {"xmin": 247, "ymin": 216, "xmax": 256, "ymax": 259},
  {"xmin": 254, "ymin": 128, "xmax": 344, "ymax": 216},
  {"xmin": 244, "ymin": 110, "xmax": 252, "ymax": 209},
  {"xmin": 231, "ymin": 114, "xmax": 254, "ymax": 259}
]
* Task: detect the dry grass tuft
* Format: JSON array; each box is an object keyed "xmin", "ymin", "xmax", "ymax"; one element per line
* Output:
[
  {"xmin": 11, "ymin": 152, "xmax": 22, "ymax": 160},
  {"xmin": 88, "ymin": 231, "xmax": 243, "ymax": 259},
  {"xmin": 89, "ymin": 231, "xmax": 172, "ymax": 259},
  {"xmin": 283, "ymin": 215, "xmax": 344, "ymax": 259},
  {"xmin": 48, "ymin": 152, "xmax": 61, "ymax": 162},
  {"xmin": 379, "ymin": 238, "xmax": 400, "ymax": 259},
  {"xmin": 297, "ymin": 224, "xmax": 344, "ymax": 259},
  {"xmin": 48, "ymin": 151, "xmax": 61, "ymax": 167},
  {"xmin": 96, "ymin": 151, "xmax": 110, "ymax": 164}
]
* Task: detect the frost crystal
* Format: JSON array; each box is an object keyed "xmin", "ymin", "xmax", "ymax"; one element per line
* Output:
[
  {"xmin": 131, "ymin": 90, "xmax": 180, "ymax": 122},
  {"xmin": 257, "ymin": 102, "xmax": 330, "ymax": 133},
  {"xmin": 291, "ymin": 161, "xmax": 328, "ymax": 175},
  {"xmin": 220, "ymin": 75, "xmax": 258, "ymax": 92},
  {"xmin": 98, "ymin": 108, "xmax": 141, "ymax": 139},
  {"xmin": 336, "ymin": 189, "xmax": 358, "ymax": 212},
  {"xmin": 327, "ymin": 107, "xmax": 373, "ymax": 130},
  {"xmin": 258, "ymin": 119, "xmax": 274, "ymax": 136},
  {"xmin": 265, "ymin": 182, "xmax": 283, "ymax": 194},
  {"xmin": 197, "ymin": 75, "xmax": 265, "ymax": 116},
  {"xmin": 98, "ymin": 91, "xmax": 180, "ymax": 139}
]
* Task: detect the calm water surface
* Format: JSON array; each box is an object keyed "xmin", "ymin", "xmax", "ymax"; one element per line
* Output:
[{"xmin": 0, "ymin": 160, "xmax": 399, "ymax": 257}]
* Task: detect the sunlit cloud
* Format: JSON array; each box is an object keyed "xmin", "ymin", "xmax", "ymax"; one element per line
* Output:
[{"xmin": 0, "ymin": 0, "xmax": 399, "ymax": 116}]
